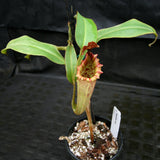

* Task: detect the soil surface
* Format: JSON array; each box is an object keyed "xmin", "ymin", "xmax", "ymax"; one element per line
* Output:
[{"xmin": 60, "ymin": 120, "xmax": 118, "ymax": 160}]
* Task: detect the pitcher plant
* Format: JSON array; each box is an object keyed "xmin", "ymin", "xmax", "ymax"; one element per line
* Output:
[{"xmin": 1, "ymin": 12, "xmax": 158, "ymax": 142}]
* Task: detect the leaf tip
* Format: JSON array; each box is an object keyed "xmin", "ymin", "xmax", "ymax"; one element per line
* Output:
[
  {"xmin": 148, "ymin": 33, "xmax": 158, "ymax": 47},
  {"xmin": 1, "ymin": 48, "xmax": 7, "ymax": 55}
]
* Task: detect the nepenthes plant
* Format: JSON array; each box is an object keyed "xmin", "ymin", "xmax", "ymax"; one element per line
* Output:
[{"xmin": 1, "ymin": 12, "xmax": 158, "ymax": 142}]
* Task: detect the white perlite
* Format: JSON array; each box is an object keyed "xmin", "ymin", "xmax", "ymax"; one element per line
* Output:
[{"xmin": 60, "ymin": 120, "xmax": 118, "ymax": 160}]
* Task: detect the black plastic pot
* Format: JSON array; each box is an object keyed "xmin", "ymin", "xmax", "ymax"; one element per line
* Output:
[{"xmin": 65, "ymin": 115, "xmax": 123, "ymax": 160}]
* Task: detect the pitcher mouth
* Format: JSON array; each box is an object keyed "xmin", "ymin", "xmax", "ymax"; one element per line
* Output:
[{"xmin": 77, "ymin": 51, "xmax": 103, "ymax": 82}]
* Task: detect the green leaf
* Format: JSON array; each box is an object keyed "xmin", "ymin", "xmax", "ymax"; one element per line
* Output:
[
  {"xmin": 65, "ymin": 44, "xmax": 77, "ymax": 84},
  {"xmin": 1, "ymin": 35, "xmax": 65, "ymax": 64},
  {"xmin": 75, "ymin": 12, "xmax": 97, "ymax": 48},
  {"xmin": 97, "ymin": 19, "xmax": 158, "ymax": 46}
]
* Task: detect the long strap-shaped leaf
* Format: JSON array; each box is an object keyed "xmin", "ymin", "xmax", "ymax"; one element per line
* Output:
[
  {"xmin": 97, "ymin": 19, "xmax": 158, "ymax": 46},
  {"xmin": 1, "ymin": 35, "xmax": 65, "ymax": 65}
]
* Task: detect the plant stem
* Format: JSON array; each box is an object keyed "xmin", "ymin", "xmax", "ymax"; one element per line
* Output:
[
  {"xmin": 77, "ymin": 49, "xmax": 83, "ymax": 66},
  {"xmin": 86, "ymin": 101, "xmax": 94, "ymax": 143},
  {"xmin": 68, "ymin": 22, "xmax": 72, "ymax": 44},
  {"xmin": 77, "ymin": 48, "xmax": 87, "ymax": 66}
]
